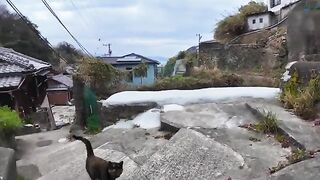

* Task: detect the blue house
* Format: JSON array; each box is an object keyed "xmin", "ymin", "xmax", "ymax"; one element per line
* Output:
[{"xmin": 99, "ymin": 53, "xmax": 160, "ymax": 87}]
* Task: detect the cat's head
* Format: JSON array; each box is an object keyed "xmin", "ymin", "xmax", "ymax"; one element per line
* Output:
[{"xmin": 108, "ymin": 161, "xmax": 124, "ymax": 178}]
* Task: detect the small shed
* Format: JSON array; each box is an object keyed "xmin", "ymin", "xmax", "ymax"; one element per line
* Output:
[
  {"xmin": 246, "ymin": 11, "xmax": 275, "ymax": 31},
  {"xmin": 47, "ymin": 74, "xmax": 73, "ymax": 105}
]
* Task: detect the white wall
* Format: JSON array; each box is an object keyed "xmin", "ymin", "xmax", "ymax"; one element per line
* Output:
[
  {"xmin": 247, "ymin": 14, "xmax": 271, "ymax": 31},
  {"xmin": 267, "ymin": 0, "xmax": 300, "ymax": 12}
]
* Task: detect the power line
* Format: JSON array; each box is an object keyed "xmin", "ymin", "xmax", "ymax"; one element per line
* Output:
[
  {"xmin": 41, "ymin": 0, "xmax": 93, "ymax": 57},
  {"xmin": 69, "ymin": 0, "xmax": 107, "ymax": 56},
  {"xmin": 5, "ymin": 0, "xmax": 68, "ymax": 63}
]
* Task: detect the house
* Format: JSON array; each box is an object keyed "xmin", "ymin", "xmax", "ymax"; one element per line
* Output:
[
  {"xmin": 0, "ymin": 47, "xmax": 52, "ymax": 118},
  {"xmin": 98, "ymin": 53, "xmax": 160, "ymax": 86},
  {"xmin": 246, "ymin": 11, "xmax": 276, "ymax": 31},
  {"xmin": 47, "ymin": 74, "xmax": 73, "ymax": 105},
  {"xmin": 246, "ymin": 0, "xmax": 300, "ymax": 31}
]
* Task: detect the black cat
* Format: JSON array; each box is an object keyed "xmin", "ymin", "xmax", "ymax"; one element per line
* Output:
[{"xmin": 72, "ymin": 135, "xmax": 123, "ymax": 180}]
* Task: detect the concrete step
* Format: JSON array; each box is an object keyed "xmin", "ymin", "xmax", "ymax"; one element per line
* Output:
[
  {"xmin": 247, "ymin": 102, "xmax": 320, "ymax": 151},
  {"xmin": 270, "ymin": 155, "xmax": 320, "ymax": 180},
  {"xmin": 37, "ymin": 148, "xmax": 138, "ymax": 180},
  {"xmin": 122, "ymin": 128, "xmax": 245, "ymax": 180},
  {"xmin": 159, "ymin": 102, "xmax": 291, "ymax": 179},
  {"xmin": 161, "ymin": 102, "xmax": 258, "ymax": 130},
  {"xmin": 18, "ymin": 128, "xmax": 168, "ymax": 180},
  {"xmin": 18, "ymin": 140, "xmax": 86, "ymax": 176}
]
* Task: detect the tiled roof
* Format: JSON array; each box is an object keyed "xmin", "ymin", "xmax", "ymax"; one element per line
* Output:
[
  {"xmin": 50, "ymin": 74, "xmax": 73, "ymax": 88},
  {"xmin": 0, "ymin": 76, "xmax": 22, "ymax": 89},
  {"xmin": 0, "ymin": 63, "xmax": 26, "ymax": 74},
  {"xmin": 0, "ymin": 47, "xmax": 52, "ymax": 90},
  {"xmin": 0, "ymin": 47, "xmax": 51, "ymax": 71}
]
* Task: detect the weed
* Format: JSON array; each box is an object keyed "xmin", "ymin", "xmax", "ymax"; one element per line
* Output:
[
  {"xmin": 287, "ymin": 149, "xmax": 311, "ymax": 164},
  {"xmin": 281, "ymin": 72, "xmax": 320, "ymax": 120},
  {"xmin": 249, "ymin": 137, "xmax": 261, "ymax": 142},
  {"xmin": 254, "ymin": 110, "xmax": 279, "ymax": 134},
  {"xmin": 17, "ymin": 175, "xmax": 29, "ymax": 180},
  {"xmin": 274, "ymin": 134, "xmax": 290, "ymax": 148}
]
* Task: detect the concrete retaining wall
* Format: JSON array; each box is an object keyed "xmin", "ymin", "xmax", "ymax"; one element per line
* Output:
[{"xmin": 0, "ymin": 147, "xmax": 17, "ymax": 180}]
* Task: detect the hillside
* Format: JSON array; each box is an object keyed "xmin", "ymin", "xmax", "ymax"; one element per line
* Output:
[{"xmin": 0, "ymin": 4, "xmax": 60, "ymax": 65}]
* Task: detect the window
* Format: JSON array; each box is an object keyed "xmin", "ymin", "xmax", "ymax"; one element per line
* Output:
[
  {"xmin": 259, "ymin": 18, "xmax": 263, "ymax": 23},
  {"xmin": 270, "ymin": 0, "xmax": 281, "ymax": 8},
  {"xmin": 252, "ymin": 19, "xmax": 256, "ymax": 24}
]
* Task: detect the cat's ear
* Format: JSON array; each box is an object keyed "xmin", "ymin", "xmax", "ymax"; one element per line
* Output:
[{"xmin": 119, "ymin": 161, "xmax": 123, "ymax": 166}]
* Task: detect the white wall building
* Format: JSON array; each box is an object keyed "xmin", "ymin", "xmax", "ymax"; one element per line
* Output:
[
  {"xmin": 247, "ymin": 12, "xmax": 273, "ymax": 31},
  {"xmin": 246, "ymin": 0, "xmax": 301, "ymax": 31},
  {"xmin": 268, "ymin": 0, "xmax": 300, "ymax": 12}
]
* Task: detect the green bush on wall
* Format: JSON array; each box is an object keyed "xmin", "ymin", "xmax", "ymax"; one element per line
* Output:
[{"xmin": 0, "ymin": 106, "xmax": 22, "ymax": 135}]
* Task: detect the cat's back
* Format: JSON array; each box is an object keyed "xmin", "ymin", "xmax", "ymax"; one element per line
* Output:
[{"xmin": 86, "ymin": 156, "xmax": 108, "ymax": 178}]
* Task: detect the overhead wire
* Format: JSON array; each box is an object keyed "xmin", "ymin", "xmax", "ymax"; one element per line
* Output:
[
  {"xmin": 5, "ymin": 0, "xmax": 69, "ymax": 63},
  {"xmin": 69, "ymin": 0, "xmax": 109, "ymax": 56},
  {"xmin": 41, "ymin": 0, "xmax": 93, "ymax": 57}
]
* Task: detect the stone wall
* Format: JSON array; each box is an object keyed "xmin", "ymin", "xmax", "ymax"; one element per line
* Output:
[
  {"xmin": 199, "ymin": 42, "xmax": 278, "ymax": 71},
  {"xmin": 287, "ymin": 0, "xmax": 320, "ymax": 61}
]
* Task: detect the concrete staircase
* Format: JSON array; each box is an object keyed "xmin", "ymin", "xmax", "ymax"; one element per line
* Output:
[
  {"xmin": 121, "ymin": 128, "xmax": 245, "ymax": 180},
  {"xmin": 20, "ymin": 100, "xmax": 320, "ymax": 180},
  {"xmin": 36, "ymin": 128, "xmax": 246, "ymax": 180}
]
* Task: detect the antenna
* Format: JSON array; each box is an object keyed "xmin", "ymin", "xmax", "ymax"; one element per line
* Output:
[{"xmin": 103, "ymin": 43, "xmax": 112, "ymax": 57}]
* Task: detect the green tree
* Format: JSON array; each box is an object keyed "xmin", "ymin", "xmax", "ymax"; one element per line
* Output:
[
  {"xmin": 214, "ymin": 1, "xmax": 267, "ymax": 42},
  {"xmin": 55, "ymin": 41, "xmax": 83, "ymax": 64},
  {"xmin": 134, "ymin": 61, "xmax": 148, "ymax": 85},
  {"xmin": 77, "ymin": 58, "xmax": 122, "ymax": 97}
]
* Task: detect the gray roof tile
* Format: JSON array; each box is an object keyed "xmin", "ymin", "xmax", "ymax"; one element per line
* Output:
[
  {"xmin": 0, "ymin": 76, "xmax": 22, "ymax": 89},
  {"xmin": 51, "ymin": 74, "xmax": 73, "ymax": 88},
  {"xmin": 0, "ymin": 47, "xmax": 51, "ymax": 71},
  {"xmin": 0, "ymin": 63, "xmax": 26, "ymax": 74}
]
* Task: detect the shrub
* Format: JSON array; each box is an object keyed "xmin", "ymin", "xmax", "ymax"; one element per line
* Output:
[
  {"xmin": 77, "ymin": 57, "xmax": 123, "ymax": 97},
  {"xmin": 0, "ymin": 106, "xmax": 22, "ymax": 135},
  {"xmin": 138, "ymin": 70, "xmax": 243, "ymax": 91},
  {"xmin": 281, "ymin": 72, "xmax": 320, "ymax": 119},
  {"xmin": 214, "ymin": 1, "xmax": 267, "ymax": 42}
]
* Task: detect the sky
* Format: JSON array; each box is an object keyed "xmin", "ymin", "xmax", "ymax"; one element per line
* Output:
[{"xmin": 6, "ymin": 0, "xmax": 262, "ymax": 59}]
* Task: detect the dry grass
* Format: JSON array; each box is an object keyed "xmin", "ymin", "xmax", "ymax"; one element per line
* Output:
[
  {"xmin": 139, "ymin": 69, "xmax": 244, "ymax": 91},
  {"xmin": 281, "ymin": 73, "xmax": 320, "ymax": 120}
]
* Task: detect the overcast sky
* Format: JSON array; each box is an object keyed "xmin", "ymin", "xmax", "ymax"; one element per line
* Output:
[{"xmin": 8, "ymin": 0, "xmax": 261, "ymax": 58}]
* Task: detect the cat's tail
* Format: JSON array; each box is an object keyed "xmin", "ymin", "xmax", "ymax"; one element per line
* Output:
[{"xmin": 72, "ymin": 135, "xmax": 94, "ymax": 157}]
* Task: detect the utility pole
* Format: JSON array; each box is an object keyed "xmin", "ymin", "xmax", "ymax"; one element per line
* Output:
[
  {"xmin": 103, "ymin": 43, "xmax": 112, "ymax": 57},
  {"xmin": 196, "ymin": 34, "xmax": 202, "ymax": 66}
]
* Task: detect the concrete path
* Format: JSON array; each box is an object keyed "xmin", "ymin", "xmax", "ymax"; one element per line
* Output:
[
  {"xmin": 125, "ymin": 129, "xmax": 245, "ymax": 180},
  {"xmin": 247, "ymin": 102, "xmax": 320, "ymax": 151},
  {"xmin": 161, "ymin": 101, "xmax": 291, "ymax": 180},
  {"xmin": 16, "ymin": 97, "xmax": 320, "ymax": 180}
]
